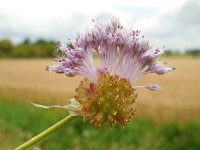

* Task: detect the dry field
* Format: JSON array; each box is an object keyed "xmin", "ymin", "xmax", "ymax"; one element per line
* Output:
[{"xmin": 0, "ymin": 57, "xmax": 200, "ymax": 122}]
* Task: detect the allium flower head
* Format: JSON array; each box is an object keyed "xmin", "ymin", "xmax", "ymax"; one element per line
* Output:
[{"xmin": 47, "ymin": 17, "xmax": 175, "ymax": 128}]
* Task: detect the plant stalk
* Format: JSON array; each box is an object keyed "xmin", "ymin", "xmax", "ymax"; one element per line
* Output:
[{"xmin": 15, "ymin": 115, "xmax": 76, "ymax": 150}]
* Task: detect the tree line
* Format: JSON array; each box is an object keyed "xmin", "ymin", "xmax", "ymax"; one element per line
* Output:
[
  {"xmin": 0, "ymin": 39, "xmax": 200, "ymax": 58},
  {"xmin": 0, "ymin": 39, "xmax": 56, "ymax": 58}
]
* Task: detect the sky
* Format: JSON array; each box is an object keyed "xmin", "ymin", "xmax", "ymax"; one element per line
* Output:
[{"xmin": 0, "ymin": 0, "xmax": 199, "ymax": 51}]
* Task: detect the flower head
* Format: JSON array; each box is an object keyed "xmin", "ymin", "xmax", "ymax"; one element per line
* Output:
[
  {"xmin": 75, "ymin": 72, "xmax": 137, "ymax": 128},
  {"xmin": 47, "ymin": 17, "xmax": 175, "ymax": 128}
]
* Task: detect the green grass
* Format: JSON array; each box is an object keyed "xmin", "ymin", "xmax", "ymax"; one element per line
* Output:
[{"xmin": 0, "ymin": 97, "xmax": 200, "ymax": 150}]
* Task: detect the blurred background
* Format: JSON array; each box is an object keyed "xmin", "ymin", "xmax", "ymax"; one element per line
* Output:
[{"xmin": 0, "ymin": 0, "xmax": 200, "ymax": 149}]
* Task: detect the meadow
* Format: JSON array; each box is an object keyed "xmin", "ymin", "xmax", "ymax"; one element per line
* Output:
[{"xmin": 0, "ymin": 57, "xmax": 200, "ymax": 149}]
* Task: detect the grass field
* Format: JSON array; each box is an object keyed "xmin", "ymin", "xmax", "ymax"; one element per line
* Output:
[
  {"xmin": 0, "ymin": 97, "xmax": 200, "ymax": 150},
  {"xmin": 0, "ymin": 57, "xmax": 200, "ymax": 149},
  {"xmin": 0, "ymin": 57, "xmax": 200, "ymax": 122}
]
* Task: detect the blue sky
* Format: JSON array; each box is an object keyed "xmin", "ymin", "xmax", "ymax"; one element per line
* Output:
[{"xmin": 0, "ymin": 0, "xmax": 199, "ymax": 51}]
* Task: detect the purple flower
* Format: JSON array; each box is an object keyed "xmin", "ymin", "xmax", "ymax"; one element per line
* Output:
[
  {"xmin": 47, "ymin": 17, "xmax": 174, "ymax": 85},
  {"xmin": 47, "ymin": 17, "xmax": 175, "ymax": 128}
]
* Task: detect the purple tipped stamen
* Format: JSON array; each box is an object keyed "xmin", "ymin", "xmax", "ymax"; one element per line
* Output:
[{"xmin": 47, "ymin": 17, "xmax": 174, "ymax": 88}]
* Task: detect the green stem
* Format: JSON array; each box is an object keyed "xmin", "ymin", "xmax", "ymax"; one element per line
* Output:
[{"xmin": 15, "ymin": 115, "xmax": 76, "ymax": 150}]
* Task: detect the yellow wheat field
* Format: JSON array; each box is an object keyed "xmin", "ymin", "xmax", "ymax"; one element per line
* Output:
[{"xmin": 0, "ymin": 57, "xmax": 200, "ymax": 122}]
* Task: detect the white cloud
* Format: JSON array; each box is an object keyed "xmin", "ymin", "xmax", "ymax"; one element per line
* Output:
[
  {"xmin": 0, "ymin": 0, "xmax": 199, "ymax": 51},
  {"xmin": 144, "ymin": 0, "xmax": 200, "ymax": 50}
]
